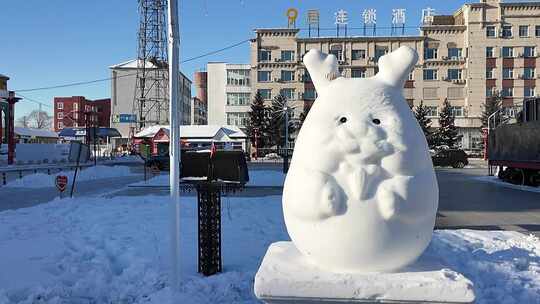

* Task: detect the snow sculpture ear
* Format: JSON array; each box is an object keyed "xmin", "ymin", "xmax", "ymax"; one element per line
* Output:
[
  {"xmin": 303, "ymin": 49, "xmax": 340, "ymax": 92},
  {"xmin": 375, "ymin": 46, "xmax": 418, "ymax": 88}
]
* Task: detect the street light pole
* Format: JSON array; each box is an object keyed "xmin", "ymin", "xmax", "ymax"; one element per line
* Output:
[
  {"xmin": 283, "ymin": 106, "xmax": 290, "ymax": 173},
  {"xmin": 168, "ymin": 0, "xmax": 181, "ymax": 292}
]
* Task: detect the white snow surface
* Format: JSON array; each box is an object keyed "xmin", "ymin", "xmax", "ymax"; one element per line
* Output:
[
  {"xmin": 474, "ymin": 176, "xmax": 540, "ymax": 193},
  {"xmin": 0, "ymin": 194, "xmax": 539, "ymax": 303},
  {"xmin": 130, "ymin": 169, "xmax": 286, "ymax": 187},
  {"xmin": 5, "ymin": 165, "xmax": 139, "ymax": 188}
]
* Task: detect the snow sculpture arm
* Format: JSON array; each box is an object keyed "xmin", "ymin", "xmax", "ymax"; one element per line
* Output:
[
  {"xmin": 376, "ymin": 170, "xmax": 438, "ymax": 223},
  {"xmin": 283, "ymin": 166, "xmax": 346, "ymax": 221}
]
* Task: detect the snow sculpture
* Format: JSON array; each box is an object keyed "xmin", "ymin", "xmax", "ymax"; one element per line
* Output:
[{"xmin": 283, "ymin": 46, "xmax": 439, "ymax": 273}]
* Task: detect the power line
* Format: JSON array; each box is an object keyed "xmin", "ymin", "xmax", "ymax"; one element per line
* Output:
[
  {"xmin": 13, "ymin": 39, "xmax": 251, "ymax": 93},
  {"xmin": 14, "ymin": 93, "xmax": 53, "ymax": 109}
]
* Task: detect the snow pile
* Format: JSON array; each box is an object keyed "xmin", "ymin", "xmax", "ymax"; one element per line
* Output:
[
  {"xmin": 131, "ymin": 169, "xmax": 286, "ymax": 187},
  {"xmin": 5, "ymin": 165, "xmax": 139, "ymax": 189},
  {"xmin": 474, "ymin": 176, "xmax": 540, "ymax": 193},
  {"xmin": 0, "ymin": 195, "xmax": 539, "ymax": 303}
]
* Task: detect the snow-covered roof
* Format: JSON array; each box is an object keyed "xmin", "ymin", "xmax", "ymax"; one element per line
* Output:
[
  {"xmin": 0, "ymin": 73, "xmax": 9, "ymax": 80},
  {"xmin": 109, "ymin": 59, "xmax": 160, "ymax": 69},
  {"xmin": 134, "ymin": 125, "xmax": 247, "ymax": 139},
  {"xmin": 15, "ymin": 127, "xmax": 58, "ymax": 138}
]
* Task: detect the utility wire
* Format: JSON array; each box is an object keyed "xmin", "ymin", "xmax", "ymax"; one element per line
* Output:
[
  {"xmin": 14, "ymin": 93, "xmax": 53, "ymax": 108},
  {"xmin": 14, "ymin": 39, "xmax": 251, "ymax": 93}
]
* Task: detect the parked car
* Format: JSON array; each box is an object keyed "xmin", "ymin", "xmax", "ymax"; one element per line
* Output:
[{"xmin": 431, "ymin": 149, "xmax": 469, "ymax": 168}]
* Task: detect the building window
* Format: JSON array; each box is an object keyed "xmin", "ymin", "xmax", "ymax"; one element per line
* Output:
[
  {"xmin": 302, "ymin": 71, "xmax": 312, "ymax": 82},
  {"xmin": 226, "ymin": 112, "xmax": 249, "ymax": 127},
  {"xmin": 424, "ymin": 48, "xmax": 438, "ymax": 60},
  {"xmin": 423, "ymin": 69, "xmax": 438, "ymax": 80},
  {"xmin": 503, "ymin": 68, "xmax": 514, "ymax": 79},
  {"xmin": 426, "ymin": 106, "xmax": 438, "ymax": 117},
  {"xmin": 57, "ymin": 102, "xmax": 63, "ymax": 110},
  {"xmin": 486, "ymin": 68, "xmax": 495, "ymax": 79},
  {"xmin": 351, "ymin": 49, "xmax": 366, "ymax": 60},
  {"xmin": 227, "ymin": 69, "xmax": 250, "ymax": 86},
  {"xmin": 57, "ymin": 112, "xmax": 63, "ymax": 119},
  {"xmin": 303, "ymin": 88, "xmax": 317, "ymax": 100},
  {"xmin": 451, "ymin": 106, "xmax": 464, "ymax": 117},
  {"xmin": 73, "ymin": 103, "xmax": 78, "ymax": 110},
  {"xmin": 257, "ymin": 71, "xmax": 271, "ymax": 82},
  {"xmin": 536, "ymin": 25, "xmax": 540, "ymax": 37},
  {"xmin": 281, "ymin": 70, "xmax": 295, "ymax": 82},
  {"xmin": 58, "ymin": 122, "xmax": 64, "ymax": 129},
  {"xmin": 448, "ymin": 69, "xmax": 462, "ymax": 80},
  {"xmin": 375, "ymin": 47, "xmax": 388, "ymax": 62},
  {"xmin": 502, "ymin": 106, "xmax": 516, "ymax": 117},
  {"xmin": 448, "ymin": 48, "xmax": 462, "ymax": 59},
  {"xmin": 280, "ymin": 88, "xmax": 295, "ymax": 100},
  {"xmin": 351, "ymin": 68, "xmax": 367, "ymax": 78},
  {"xmin": 519, "ymin": 25, "xmax": 529, "ymax": 37},
  {"xmin": 524, "ymin": 46, "xmax": 536, "ymax": 58},
  {"xmin": 502, "ymin": 25, "xmax": 512, "ymax": 38},
  {"xmin": 525, "ymin": 87, "xmax": 536, "ymax": 97},
  {"xmin": 408, "ymin": 72, "xmax": 414, "ymax": 81},
  {"xmin": 258, "ymin": 89, "xmax": 271, "ymax": 100},
  {"xmin": 524, "ymin": 68, "xmax": 535, "ymax": 79},
  {"xmin": 502, "ymin": 47, "xmax": 514, "ymax": 58},
  {"xmin": 281, "ymin": 50, "xmax": 295, "ymax": 61},
  {"xmin": 486, "ymin": 47, "xmax": 495, "ymax": 58},
  {"xmin": 486, "ymin": 87, "xmax": 496, "ymax": 97},
  {"xmin": 226, "ymin": 92, "xmax": 250, "ymax": 106},
  {"xmin": 330, "ymin": 49, "xmax": 343, "ymax": 61},
  {"xmin": 501, "ymin": 87, "xmax": 514, "ymax": 97},
  {"xmin": 258, "ymin": 50, "xmax": 271, "ymax": 62},
  {"xmin": 486, "ymin": 26, "xmax": 496, "ymax": 37},
  {"xmin": 423, "ymin": 88, "xmax": 439, "ymax": 99}
]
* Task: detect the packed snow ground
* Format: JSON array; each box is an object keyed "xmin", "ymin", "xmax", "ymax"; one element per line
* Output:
[
  {"xmin": 131, "ymin": 169, "xmax": 286, "ymax": 187},
  {"xmin": 0, "ymin": 191, "xmax": 539, "ymax": 303},
  {"xmin": 474, "ymin": 175, "xmax": 540, "ymax": 194},
  {"xmin": 5, "ymin": 165, "xmax": 139, "ymax": 189}
]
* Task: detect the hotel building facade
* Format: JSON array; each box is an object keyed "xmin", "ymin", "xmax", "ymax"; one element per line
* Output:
[{"xmin": 249, "ymin": 0, "xmax": 540, "ymax": 152}]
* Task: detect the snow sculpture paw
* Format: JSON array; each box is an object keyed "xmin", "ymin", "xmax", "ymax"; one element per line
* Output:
[{"xmin": 283, "ymin": 46, "xmax": 439, "ymax": 273}]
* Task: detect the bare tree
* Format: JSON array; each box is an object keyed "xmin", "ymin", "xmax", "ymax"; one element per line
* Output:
[
  {"xmin": 17, "ymin": 110, "xmax": 53, "ymax": 129},
  {"xmin": 16, "ymin": 115, "xmax": 30, "ymax": 128},
  {"xmin": 28, "ymin": 110, "xmax": 52, "ymax": 129}
]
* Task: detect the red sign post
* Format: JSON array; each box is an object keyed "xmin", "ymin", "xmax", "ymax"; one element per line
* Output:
[{"xmin": 55, "ymin": 175, "xmax": 68, "ymax": 196}]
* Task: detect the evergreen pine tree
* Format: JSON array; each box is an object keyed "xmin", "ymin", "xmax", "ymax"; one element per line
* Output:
[
  {"xmin": 434, "ymin": 98, "xmax": 460, "ymax": 148},
  {"xmin": 246, "ymin": 92, "xmax": 269, "ymax": 150},
  {"xmin": 298, "ymin": 104, "xmax": 312, "ymax": 129},
  {"xmin": 268, "ymin": 94, "xmax": 295, "ymax": 147},
  {"xmin": 413, "ymin": 100, "xmax": 433, "ymax": 147}
]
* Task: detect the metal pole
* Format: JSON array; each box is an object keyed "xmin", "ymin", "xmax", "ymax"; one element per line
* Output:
[
  {"xmin": 283, "ymin": 107, "xmax": 289, "ymax": 173},
  {"xmin": 168, "ymin": 0, "xmax": 181, "ymax": 292}
]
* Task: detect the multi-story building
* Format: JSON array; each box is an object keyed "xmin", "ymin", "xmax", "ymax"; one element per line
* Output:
[
  {"xmin": 206, "ymin": 63, "xmax": 251, "ymax": 128},
  {"xmin": 192, "ymin": 71, "xmax": 208, "ymax": 125},
  {"xmin": 109, "ymin": 59, "xmax": 192, "ymax": 147},
  {"xmin": 0, "ymin": 74, "xmax": 8, "ymax": 99},
  {"xmin": 191, "ymin": 97, "xmax": 208, "ymax": 125},
  {"xmin": 250, "ymin": 0, "xmax": 540, "ymax": 151},
  {"xmin": 53, "ymin": 96, "xmax": 111, "ymax": 132}
]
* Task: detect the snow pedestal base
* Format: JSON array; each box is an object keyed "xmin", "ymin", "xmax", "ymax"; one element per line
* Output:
[{"xmin": 254, "ymin": 242, "xmax": 475, "ymax": 304}]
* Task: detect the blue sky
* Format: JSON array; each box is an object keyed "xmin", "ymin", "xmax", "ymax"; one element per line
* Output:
[{"xmin": 1, "ymin": 0, "xmax": 466, "ymax": 119}]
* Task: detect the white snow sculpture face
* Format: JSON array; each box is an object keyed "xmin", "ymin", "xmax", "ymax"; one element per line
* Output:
[{"xmin": 283, "ymin": 46, "xmax": 439, "ymax": 273}]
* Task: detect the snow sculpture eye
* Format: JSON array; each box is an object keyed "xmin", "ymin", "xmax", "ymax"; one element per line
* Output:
[
  {"xmin": 372, "ymin": 118, "xmax": 381, "ymax": 125},
  {"xmin": 339, "ymin": 117, "xmax": 348, "ymax": 124}
]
